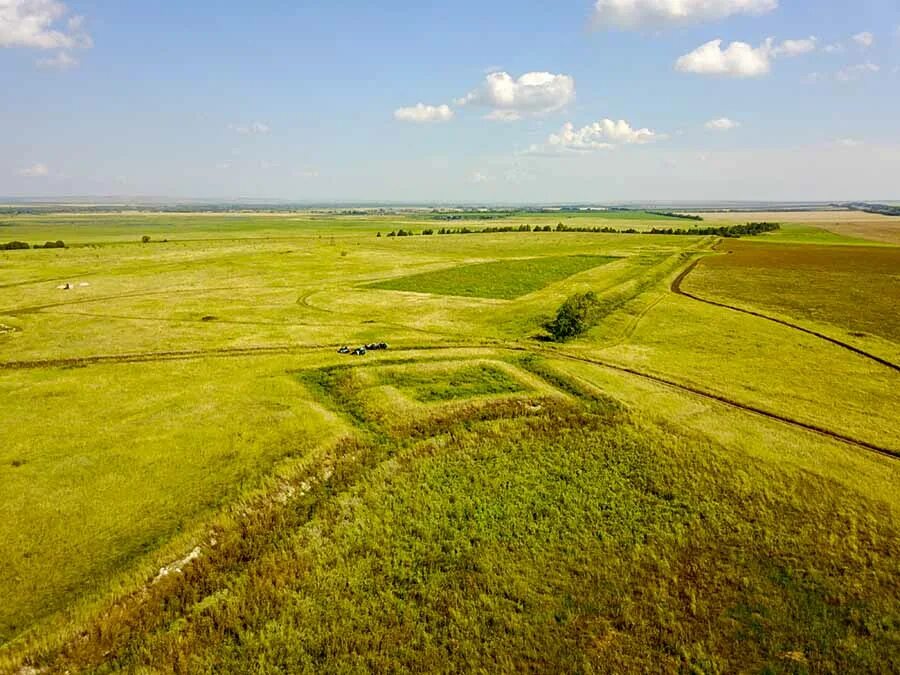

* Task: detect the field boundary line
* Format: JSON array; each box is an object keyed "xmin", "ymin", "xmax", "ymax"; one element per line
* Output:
[
  {"xmin": 537, "ymin": 349, "xmax": 899, "ymax": 461},
  {"xmin": 0, "ymin": 342, "xmax": 497, "ymax": 371},
  {"xmin": 671, "ymin": 259, "xmax": 900, "ymax": 374}
]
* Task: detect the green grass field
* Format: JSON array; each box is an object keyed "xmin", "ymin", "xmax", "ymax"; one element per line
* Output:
[
  {"xmin": 1, "ymin": 209, "xmax": 899, "ymax": 672},
  {"xmin": 368, "ymin": 254, "xmax": 617, "ymax": 299}
]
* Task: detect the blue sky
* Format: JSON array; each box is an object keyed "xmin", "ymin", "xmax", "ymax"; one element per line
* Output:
[{"xmin": 2, "ymin": 0, "xmax": 899, "ymax": 201}]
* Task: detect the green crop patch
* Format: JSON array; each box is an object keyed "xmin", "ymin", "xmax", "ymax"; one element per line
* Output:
[
  {"xmin": 378, "ymin": 362, "xmax": 526, "ymax": 402},
  {"xmin": 368, "ymin": 255, "xmax": 618, "ymax": 299}
]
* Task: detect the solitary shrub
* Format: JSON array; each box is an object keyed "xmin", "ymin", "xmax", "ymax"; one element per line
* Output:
[
  {"xmin": 546, "ymin": 291, "xmax": 601, "ymax": 341},
  {"xmin": 37, "ymin": 240, "xmax": 66, "ymax": 249},
  {"xmin": 142, "ymin": 235, "xmax": 151, "ymax": 243}
]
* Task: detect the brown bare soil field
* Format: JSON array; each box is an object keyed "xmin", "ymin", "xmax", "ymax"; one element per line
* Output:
[
  {"xmin": 689, "ymin": 211, "xmax": 900, "ymax": 244},
  {"xmin": 815, "ymin": 221, "xmax": 900, "ymax": 245},
  {"xmin": 684, "ymin": 241, "xmax": 900, "ymax": 342}
]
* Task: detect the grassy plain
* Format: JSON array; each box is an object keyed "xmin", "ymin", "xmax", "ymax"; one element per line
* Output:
[{"xmin": 1, "ymin": 209, "xmax": 898, "ymax": 672}]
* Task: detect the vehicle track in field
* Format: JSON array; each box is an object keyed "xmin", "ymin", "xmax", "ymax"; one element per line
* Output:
[
  {"xmin": 0, "ymin": 342, "xmax": 494, "ymax": 371},
  {"xmin": 2, "ymin": 337, "xmax": 896, "ymax": 460},
  {"xmin": 542, "ymin": 349, "xmax": 899, "ymax": 461},
  {"xmin": 0, "ymin": 284, "xmax": 298, "ymax": 316},
  {"xmin": 671, "ymin": 258, "xmax": 900, "ymax": 374}
]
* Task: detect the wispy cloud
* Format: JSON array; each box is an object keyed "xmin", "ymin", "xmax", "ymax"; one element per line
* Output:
[
  {"xmin": 705, "ymin": 117, "xmax": 741, "ymax": 131},
  {"xmin": 229, "ymin": 122, "xmax": 271, "ymax": 135},
  {"xmin": 17, "ymin": 163, "xmax": 50, "ymax": 177},
  {"xmin": 36, "ymin": 51, "xmax": 77, "ymax": 69},
  {"xmin": 592, "ymin": 0, "xmax": 777, "ymax": 30},
  {"xmin": 836, "ymin": 62, "xmax": 880, "ymax": 82},
  {"xmin": 852, "ymin": 31, "xmax": 874, "ymax": 48},
  {"xmin": 393, "ymin": 103, "xmax": 454, "ymax": 123}
]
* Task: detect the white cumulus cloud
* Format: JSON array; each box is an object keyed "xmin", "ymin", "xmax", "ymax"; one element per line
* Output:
[
  {"xmin": 676, "ymin": 39, "xmax": 774, "ymax": 77},
  {"xmin": 393, "ymin": 103, "xmax": 454, "ymax": 123},
  {"xmin": 456, "ymin": 71, "xmax": 575, "ymax": 120},
  {"xmin": 17, "ymin": 163, "xmax": 50, "ymax": 177},
  {"xmin": 676, "ymin": 37, "xmax": 814, "ymax": 78},
  {"xmin": 852, "ymin": 31, "xmax": 874, "ymax": 48},
  {"xmin": 531, "ymin": 119, "xmax": 663, "ymax": 154},
  {"xmin": 705, "ymin": 117, "xmax": 740, "ymax": 130},
  {"xmin": 592, "ymin": 0, "xmax": 777, "ymax": 29},
  {"xmin": 0, "ymin": 0, "xmax": 91, "ymax": 49}
]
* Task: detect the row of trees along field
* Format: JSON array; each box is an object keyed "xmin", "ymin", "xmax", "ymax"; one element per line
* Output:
[
  {"xmin": 0, "ymin": 240, "xmax": 66, "ymax": 250},
  {"xmin": 378, "ymin": 222, "xmax": 780, "ymax": 238}
]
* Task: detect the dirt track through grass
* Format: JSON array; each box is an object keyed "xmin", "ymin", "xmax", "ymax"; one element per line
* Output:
[
  {"xmin": 3, "ymin": 338, "xmax": 896, "ymax": 459},
  {"xmin": 543, "ymin": 349, "xmax": 900, "ymax": 460},
  {"xmin": 671, "ymin": 259, "xmax": 900, "ymax": 374}
]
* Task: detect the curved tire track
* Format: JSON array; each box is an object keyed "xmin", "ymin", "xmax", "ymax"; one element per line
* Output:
[
  {"xmin": 2, "ymin": 334, "xmax": 896, "ymax": 459},
  {"xmin": 671, "ymin": 259, "xmax": 900, "ymax": 374},
  {"xmin": 545, "ymin": 349, "xmax": 899, "ymax": 461},
  {"xmin": 0, "ymin": 342, "xmax": 493, "ymax": 371}
]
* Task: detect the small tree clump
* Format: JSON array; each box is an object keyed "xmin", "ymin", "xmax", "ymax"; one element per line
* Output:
[
  {"xmin": 142, "ymin": 235, "xmax": 151, "ymax": 243},
  {"xmin": 0, "ymin": 241, "xmax": 31, "ymax": 250},
  {"xmin": 546, "ymin": 291, "xmax": 601, "ymax": 341}
]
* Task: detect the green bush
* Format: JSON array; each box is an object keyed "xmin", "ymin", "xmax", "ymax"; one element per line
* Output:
[
  {"xmin": 546, "ymin": 291, "xmax": 601, "ymax": 341},
  {"xmin": 0, "ymin": 240, "xmax": 30, "ymax": 250}
]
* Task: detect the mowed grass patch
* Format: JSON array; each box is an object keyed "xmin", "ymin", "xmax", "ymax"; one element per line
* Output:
[
  {"xmin": 368, "ymin": 255, "xmax": 618, "ymax": 299},
  {"xmin": 686, "ymin": 241, "xmax": 900, "ymax": 342}
]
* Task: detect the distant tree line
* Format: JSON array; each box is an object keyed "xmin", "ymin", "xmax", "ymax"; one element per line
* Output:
[
  {"xmin": 0, "ymin": 240, "xmax": 66, "ymax": 250},
  {"xmin": 845, "ymin": 202, "xmax": 900, "ymax": 217},
  {"xmin": 646, "ymin": 211, "xmax": 704, "ymax": 221},
  {"xmin": 380, "ymin": 222, "xmax": 779, "ymax": 238},
  {"xmin": 429, "ymin": 214, "xmax": 511, "ymax": 221}
]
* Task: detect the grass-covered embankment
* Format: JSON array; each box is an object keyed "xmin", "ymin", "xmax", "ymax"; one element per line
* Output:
[{"xmin": 19, "ymin": 395, "xmax": 900, "ymax": 673}]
